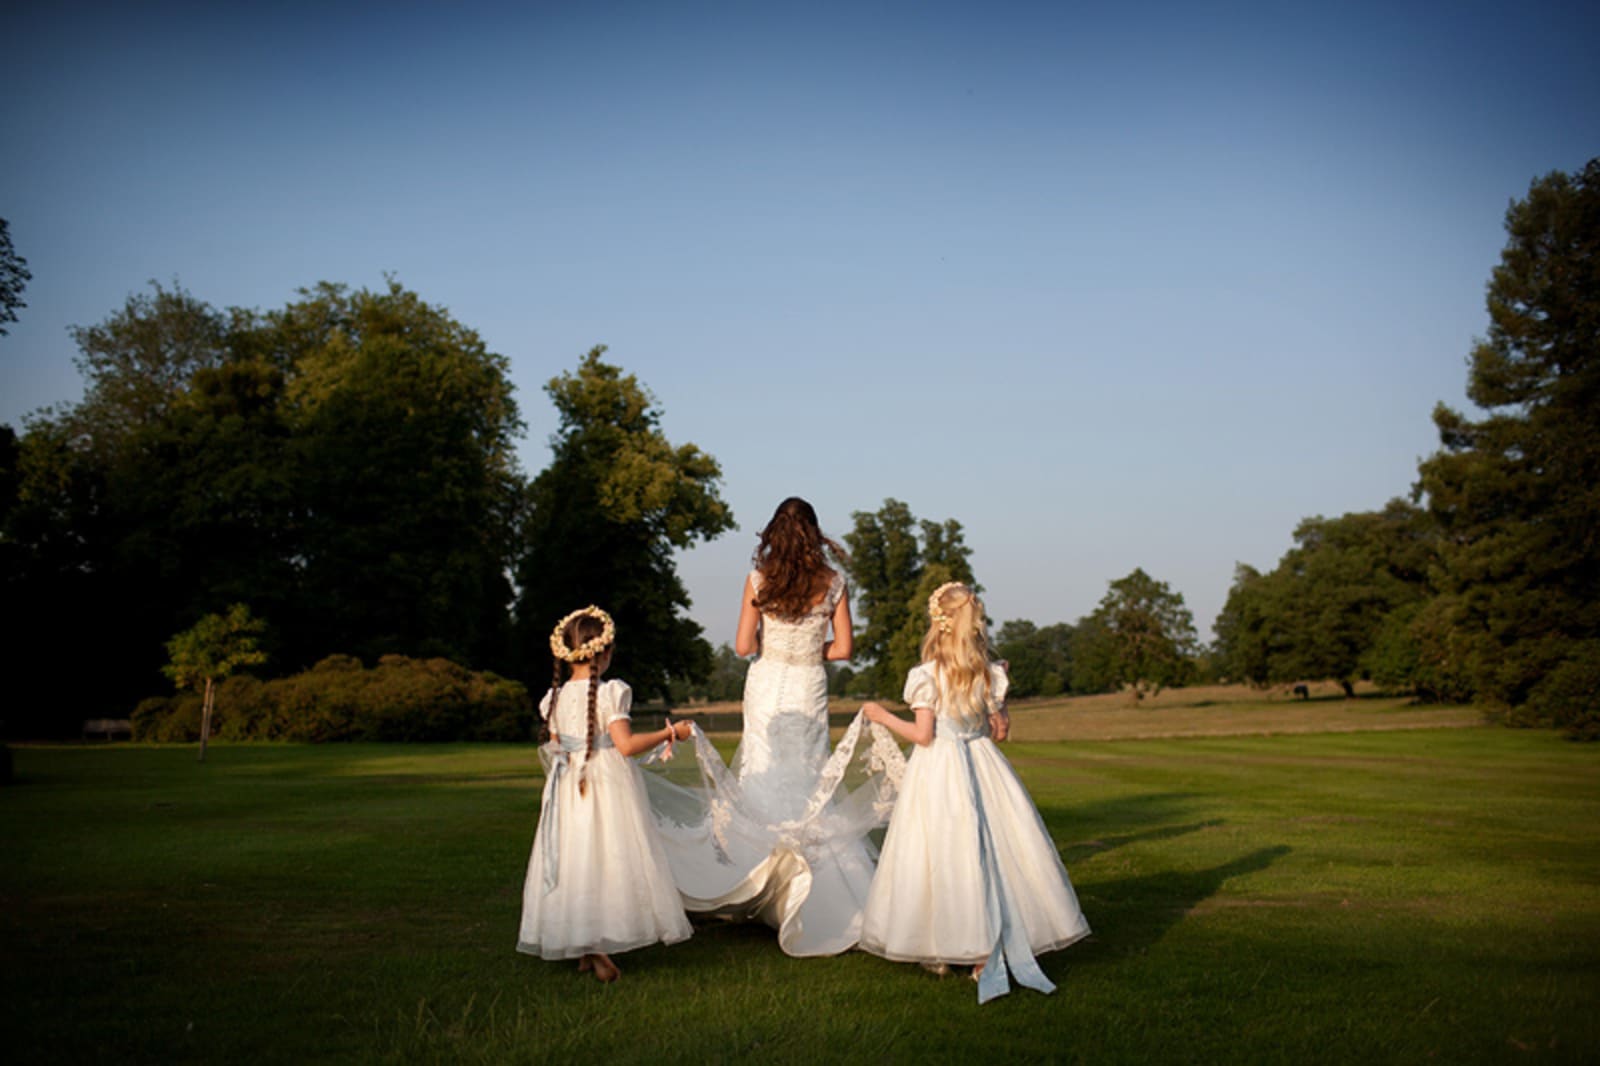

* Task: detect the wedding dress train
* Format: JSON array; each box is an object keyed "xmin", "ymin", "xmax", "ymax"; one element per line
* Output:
[{"xmin": 644, "ymin": 572, "xmax": 905, "ymax": 956}]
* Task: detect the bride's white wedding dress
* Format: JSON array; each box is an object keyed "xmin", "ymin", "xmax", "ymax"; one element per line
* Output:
[{"xmin": 644, "ymin": 570, "xmax": 906, "ymax": 956}]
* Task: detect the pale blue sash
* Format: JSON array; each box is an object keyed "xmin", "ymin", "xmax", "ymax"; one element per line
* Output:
[
  {"xmin": 936, "ymin": 717, "xmax": 1056, "ymax": 1004},
  {"xmin": 540, "ymin": 734, "xmax": 614, "ymax": 895}
]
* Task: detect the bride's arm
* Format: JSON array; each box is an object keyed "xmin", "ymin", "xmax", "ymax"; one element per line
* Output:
[
  {"xmin": 735, "ymin": 573, "xmax": 761, "ymax": 657},
  {"xmin": 823, "ymin": 590, "xmax": 853, "ymax": 661}
]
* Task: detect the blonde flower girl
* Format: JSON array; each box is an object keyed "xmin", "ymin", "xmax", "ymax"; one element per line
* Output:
[
  {"xmin": 517, "ymin": 606, "xmax": 693, "ymax": 982},
  {"xmin": 861, "ymin": 582, "xmax": 1091, "ymax": 1003}
]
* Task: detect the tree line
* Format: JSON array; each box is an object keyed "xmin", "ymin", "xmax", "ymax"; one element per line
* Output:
[
  {"xmin": 0, "ymin": 283, "xmax": 728, "ymax": 737},
  {"xmin": 676, "ymin": 498, "xmax": 1202, "ymax": 708},
  {"xmin": 3, "ymin": 158, "xmax": 1593, "ymax": 740},
  {"xmin": 1212, "ymin": 159, "xmax": 1599, "ymax": 738},
  {"xmin": 797, "ymin": 160, "xmax": 1600, "ymax": 738}
]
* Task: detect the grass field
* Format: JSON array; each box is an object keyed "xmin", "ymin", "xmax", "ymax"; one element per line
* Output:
[
  {"xmin": 3, "ymin": 693, "xmax": 1597, "ymax": 1063},
  {"xmin": 683, "ymin": 681, "xmax": 1482, "ymax": 741}
]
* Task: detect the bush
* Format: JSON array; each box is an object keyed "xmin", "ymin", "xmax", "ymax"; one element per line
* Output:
[
  {"xmin": 1369, "ymin": 599, "xmax": 1477, "ymax": 703},
  {"xmin": 1526, "ymin": 648, "xmax": 1600, "ymax": 742},
  {"xmin": 131, "ymin": 695, "xmax": 201, "ymax": 742},
  {"xmin": 131, "ymin": 656, "xmax": 535, "ymax": 743}
]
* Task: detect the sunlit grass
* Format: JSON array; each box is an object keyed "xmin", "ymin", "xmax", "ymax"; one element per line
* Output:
[{"xmin": 3, "ymin": 726, "xmax": 1596, "ymax": 1063}]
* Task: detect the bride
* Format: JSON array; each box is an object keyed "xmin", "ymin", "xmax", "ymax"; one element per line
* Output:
[{"xmin": 646, "ymin": 497, "xmax": 904, "ymax": 956}]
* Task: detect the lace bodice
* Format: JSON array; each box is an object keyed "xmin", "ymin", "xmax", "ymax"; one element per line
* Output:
[{"xmin": 751, "ymin": 569, "xmax": 845, "ymax": 666}]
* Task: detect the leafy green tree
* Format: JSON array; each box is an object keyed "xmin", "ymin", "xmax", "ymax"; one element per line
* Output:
[
  {"xmin": 995, "ymin": 619, "xmax": 1075, "ymax": 698},
  {"xmin": 5, "ymin": 280, "xmax": 527, "ymax": 732},
  {"xmin": 163, "ymin": 603, "xmax": 267, "ymax": 760},
  {"xmin": 3, "ymin": 285, "xmax": 238, "ymax": 732},
  {"xmin": 843, "ymin": 499, "xmax": 920, "ymax": 682},
  {"xmin": 696, "ymin": 643, "xmax": 751, "ymax": 702},
  {"xmin": 514, "ymin": 348, "xmax": 733, "ymax": 699},
  {"xmin": 827, "ymin": 663, "xmax": 857, "ymax": 697},
  {"xmin": 272, "ymin": 281, "xmax": 525, "ymax": 670},
  {"xmin": 1068, "ymin": 613, "xmax": 1118, "ymax": 694},
  {"xmin": 0, "ymin": 218, "xmax": 30, "ymax": 336},
  {"xmin": 1213, "ymin": 501, "xmax": 1437, "ymax": 695},
  {"xmin": 64, "ymin": 283, "xmax": 233, "ymax": 448},
  {"xmin": 1212, "ymin": 563, "xmax": 1274, "ymax": 685},
  {"xmin": 843, "ymin": 499, "xmax": 975, "ymax": 694},
  {"xmin": 1276, "ymin": 502, "xmax": 1434, "ymax": 694},
  {"xmin": 1415, "ymin": 158, "xmax": 1600, "ymax": 733},
  {"xmin": 1075, "ymin": 568, "xmax": 1198, "ymax": 700},
  {"xmin": 1363, "ymin": 598, "xmax": 1475, "ymax": 704}
]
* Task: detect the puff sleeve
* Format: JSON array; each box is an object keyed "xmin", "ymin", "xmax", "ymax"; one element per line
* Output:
[
  {"xmin": 903, "ymin": 663, "xmax": 938, "ymax": 710},
  {"xmin": 602, "ymin": 680, "xmax": 633, "ymax": 727}
]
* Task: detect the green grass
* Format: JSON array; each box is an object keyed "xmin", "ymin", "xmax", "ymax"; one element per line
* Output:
[{"xmin": 3, "ymin": 729, "xmax": 1597, "ymax": 1064}]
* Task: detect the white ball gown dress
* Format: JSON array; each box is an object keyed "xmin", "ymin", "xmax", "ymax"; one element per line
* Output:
[
  {"xmin": 645, "ymin": 571, "xmax": 907, "ymax": 956},
  {"xmin": 517, "ymin": 678, "xmax": 692, "ymax": 959},
  {"xmin": 859, "ymin": 663, "xmax": 1091, "ymax": 1003}
]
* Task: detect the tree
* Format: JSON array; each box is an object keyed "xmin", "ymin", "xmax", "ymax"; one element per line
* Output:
[
  {"xmin": 1415, "ymin": 157, "xmax": 1600, "ymax": 733},
  {"xmin": 2, "ymin": 285, "xmax": 238, "ymax": 733},
  {"xmin": 514, "ymin": 348, "xmax": 733, "ymax": 699},
  {"xmin": 842, "ymin": 499, "xmax": 976, "ymax": 694},
  {"xmin": 0, "ymin": 219, "xmax": 29, "ymax": 336},
  {"xmin": 995, "ymin": 619, "xmax": 1075, "ymax": 698},
  {"xmin": 696, "ymin": 644, "xmax": 751, "ymax": 702},
  {"xmin": 1211, "ymin": 563, "xmax": 1273, "ymax": 685},
  {"xmin": 65, "ymin": 282, "xmax": 232, "ymax": 448},
  {"xmin": 273, "ymin": 281, "xmax": 525, "ymax": 671},
  {"xmin": 1212, "ymin": 501, "xmax": 1437, "ymax": 696},
  {"xmin": 4, "ymin": 279, "xmax": 528, "ymax": 733},
  {"xmin": 1075, "ymin": 568, "xmax": 1198, "ymax": 701},
  {"xmin": 163, "ymin": 604, "xmax": 267, "ymax": 761}
]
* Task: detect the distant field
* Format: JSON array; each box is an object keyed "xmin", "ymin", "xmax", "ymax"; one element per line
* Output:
[
  {"xmin": 670, "ymin": 682, "xmax": 1482, "ymax": 741},
  {"xmin": 4, "ymin": 723, "xmax": 1595, "ymax": 1063}
]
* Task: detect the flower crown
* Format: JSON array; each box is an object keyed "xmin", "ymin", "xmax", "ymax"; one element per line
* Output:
[
  {"xmin": 550, "ymin": 605, "xmax": 616, "ymax": 663},
  {"xmin": 927, "ymin": 581, "xmax": 969, "ymax": 634}
]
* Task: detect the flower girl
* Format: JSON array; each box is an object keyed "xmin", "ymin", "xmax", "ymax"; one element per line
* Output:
[
  {"xmin": 860, "ymin": 582, "xmax": 1091, "ymax": 1003},
  {"xmin": 517, "ymin": 606, "xmax": 693, "ymax": 982}
]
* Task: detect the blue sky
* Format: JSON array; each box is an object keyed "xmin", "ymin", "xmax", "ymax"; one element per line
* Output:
[{"xmin": 4, "ymin": 1, "xmax": 1597, "ymax": 647}]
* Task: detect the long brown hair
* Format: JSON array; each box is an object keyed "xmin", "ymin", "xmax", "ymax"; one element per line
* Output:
[
  {"xmin": 752, "ymin": 497, "xmax": 847, "ymax": 620},
  {"xmin": 547, "ymin": 612, "xmax": 612, "ymax": 797}
]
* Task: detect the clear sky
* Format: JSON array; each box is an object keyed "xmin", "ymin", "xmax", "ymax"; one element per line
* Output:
[{"xmin": 4, "ymin": 0, "xmax": 1597, "ymax": 648}]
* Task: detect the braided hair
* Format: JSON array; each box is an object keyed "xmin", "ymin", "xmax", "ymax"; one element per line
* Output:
[{"xmin": 548, "ymin": 612, "xmax": 612, "ymax": 798}]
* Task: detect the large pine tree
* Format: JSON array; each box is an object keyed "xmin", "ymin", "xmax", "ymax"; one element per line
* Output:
[{"xmin": 1415, "ymin": 158, "xmax": 1600, "ymax": 734}]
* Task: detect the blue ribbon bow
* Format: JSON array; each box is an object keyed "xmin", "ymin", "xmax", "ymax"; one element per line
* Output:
[{"xmin": 938, "ymin": 718, "xmax": 1056, "ymax": 1004}]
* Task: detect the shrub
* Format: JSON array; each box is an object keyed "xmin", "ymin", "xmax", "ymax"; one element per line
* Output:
[
  {"xmin": 131, "ymin": 695, "xmax": 201, "ymax": 742},
  {"xmin": 1526, "ymin": 649, "xmax": 1600, "ymax": 742},
  {"xmin": 131, "ymin": 655, "xmax": 535, "ymax": 743}
]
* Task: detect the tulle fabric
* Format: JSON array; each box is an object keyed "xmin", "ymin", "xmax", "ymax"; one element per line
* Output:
[
  {"xmin": 857, "ymin": 725, "xmax": 1091, "ymax": 964},
  {"xmin": 517, "ymin": 679, "xmax": 692, "ymax": 959},
  {"xmin": 645, "ymin": 569, "xmax": 911, "ymax": 956},
  {"xmin": 646, "ymin": 711, "xmax": 907, "ymax": 955},
  {"xmin": 859, "ymin": 661, "xmax": 1090, "ymax": 1002}
]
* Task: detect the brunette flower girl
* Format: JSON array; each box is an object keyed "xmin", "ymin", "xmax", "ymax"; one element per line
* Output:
[
  {"xmin": 517, "ymin": 605, "xmax": 693, "ymax": 982},
  {"xmin": 860, "ymin": 582, "xmax": 1091, "ymax": 1003}
]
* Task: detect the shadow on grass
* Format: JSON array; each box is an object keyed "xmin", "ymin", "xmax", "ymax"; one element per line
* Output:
[
  {"xmin": 1066, "ymin": 845, "xmax": 1294, "ymax": 969},
  {"xmin": 1036, "ymin": 791, "xmax": 1202, "ymax": 844},
  {"xmin": 1061, "ymin": 819, "xmax": 1223, "ymax": 865}
]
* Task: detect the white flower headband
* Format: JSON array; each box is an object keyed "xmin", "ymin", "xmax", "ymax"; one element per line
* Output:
[
  {"xmin": 550, "ymin": 605, "xmax": 616, "ymax": 662},
  {"xmin": 927, "ymin": 581, "xmax": 968, "ymax": 634}
]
